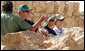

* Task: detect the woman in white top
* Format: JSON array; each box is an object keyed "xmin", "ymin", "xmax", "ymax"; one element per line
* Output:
[{"xmin": 53, "ymin": 14, "xmax": 65, "ymax": 37}]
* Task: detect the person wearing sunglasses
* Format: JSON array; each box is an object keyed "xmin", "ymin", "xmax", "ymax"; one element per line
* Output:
[
  {"xmin": 43, "ymin": 15, "xmax": 57, "ymax": 36},
  {"xmin": 53, "ymin": 14, "xmax": 65, "ymax": 37},
  {"xmin": 18, "ymin": 4, "xmax": 49, "ymax": 32}
]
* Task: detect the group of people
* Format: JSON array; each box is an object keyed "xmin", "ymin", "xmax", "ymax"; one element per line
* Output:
[{"xmin": 1, "ymin": 1, "xmax": 65, "ymax": 37}]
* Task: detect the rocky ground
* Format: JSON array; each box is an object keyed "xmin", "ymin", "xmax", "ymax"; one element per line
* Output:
[{"xmin": 1, "ymin": 27, "xmax": 84, "ymax": 50}]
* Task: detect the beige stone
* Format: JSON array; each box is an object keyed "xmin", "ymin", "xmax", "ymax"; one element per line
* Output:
[
  {"xmin": 1, "ymin": 30, "xmax": 45, "ymax": 50},
  {"xmin": 80, "ymin": 11, "xmax": 84, "ymax": 17},
  {"xmin": 73, "ymin": 2, "xmax": 80, "ymax": 16},
  {"xmin": 45, "ymin": 35, "xmax": 78, "ymax": 50},
  {"xmin": 57, "ymin": 1, "xmax": 66, "ymax": 14},
  {"xmin": 75, "ymin": 35, "xmax": 84, "ymax": 50},
  {"xmin": 62, "ymin": 16, "xmax": 84, "ymax": 28},
  {"xmin": 1, "ymin": 27, "xmax": 84, "ymax": 50},
  {"xmin": 32, "ymin": 1, "xmax": 46, "ymax": 13},
  {"xmin": 32, "ymin": 13, "xmax": 41, "ymax": 23},
  {"xmin": 45, "ymin": 1, "xmax": 58, "ymax": 14},
  {"xmin": 64, "ymin": 2, "xmax": 75, "ymax": 17}
]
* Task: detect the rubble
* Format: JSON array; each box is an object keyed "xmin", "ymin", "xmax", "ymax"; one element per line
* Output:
[
  {"xmin": 44, "ymin": 35, "xmax": 78, "ymax": 50},
  {"xmin": 1, "ymin": 30, "xmax": 45, "ymax": 50},
  {"xmin": 1, "ymin": 27, "xmax": 84, "ymax": 50}
]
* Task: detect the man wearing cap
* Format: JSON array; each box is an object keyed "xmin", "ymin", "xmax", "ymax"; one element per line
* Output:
[
  {"xmin": 18, "ymin": 4, "xmax": 49, "ymax": 32},
  {"xmin": 1, "ymin": 1, "xmax": 48, "ymax": 36},
  {"xmin": 53, "ymin": 14, "xmax": 65, "ymax": 37},
  {"xmin": 18, "ymin": 4, "xmax": 38, "ymax": 32}
]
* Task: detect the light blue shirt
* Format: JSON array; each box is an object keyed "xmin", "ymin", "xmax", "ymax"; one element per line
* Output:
[{"xmin": 53, "ymin": 26, "xmax": 64, "ymax": 37}]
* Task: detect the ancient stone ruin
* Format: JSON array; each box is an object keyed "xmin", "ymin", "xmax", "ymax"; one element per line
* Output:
[
  {"xmin": 1, "ymin": 1, "xmax": 84, "ymax": 50},
  {"xmin": 1, "ymin": 27, "xmax": 84, "ymax": 50}
]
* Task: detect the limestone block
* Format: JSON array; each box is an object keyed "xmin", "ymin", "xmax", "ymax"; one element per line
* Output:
[{"xmin": 73, "ymin": 2, "xmax": 80, "ymax": 16}]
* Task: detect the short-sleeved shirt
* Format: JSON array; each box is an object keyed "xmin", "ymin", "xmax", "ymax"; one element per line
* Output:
[
  {"xmin": 44, "ymin": 25, "xmax": 56, "ymax": 35},
  {"xmin": 1, "ymin": 12, "xmax": 32, "ymax": 35},
  {"xmin": 25, "ymin": 19, "xmax": 39, "ymax": 32},
  {"xmin": 53, "ymin": 26, "xmax": 64, "ymax": 37}
]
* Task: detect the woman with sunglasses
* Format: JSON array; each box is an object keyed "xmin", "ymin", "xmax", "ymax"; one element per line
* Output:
[
  {"xmin": 37, "ymin": 14, "xmax": 65, "ymax": 37},
  {"xmin": 44, "ymin": 18, "xmax": 56, "ymax": 35},
  {"xmin": 53, "ymin": 14, "xmax": 65, "ymax": 37},
  {"xmin": 40, "ymin": 14, "xmax": 58, "ymax": 37}
]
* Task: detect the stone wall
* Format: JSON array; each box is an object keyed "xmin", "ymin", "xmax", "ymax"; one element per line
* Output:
[{"xmin": 1, "ymin": 27, "xmax": 84, "ymax": 50}]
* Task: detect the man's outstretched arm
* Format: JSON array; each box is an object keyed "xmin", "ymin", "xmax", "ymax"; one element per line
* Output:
[{"xmin": 30, "ymin": 15, "xmax": 49, "ymax": 31}]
